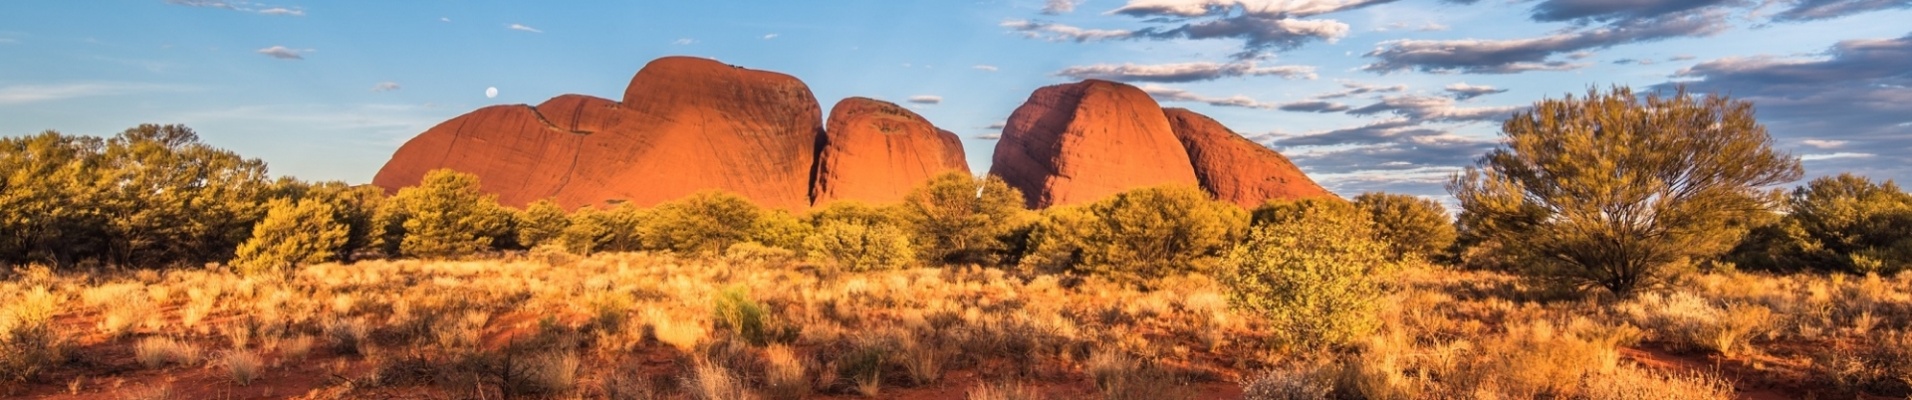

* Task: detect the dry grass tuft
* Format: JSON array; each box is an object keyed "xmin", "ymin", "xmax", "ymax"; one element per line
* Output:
[
  {"xmin": 134, "ymin": 337, "xmax": 202, "ymax": 369},
  {"xmin": 220, "ymin": 349, "xmax": 265, "ymax": 386}
]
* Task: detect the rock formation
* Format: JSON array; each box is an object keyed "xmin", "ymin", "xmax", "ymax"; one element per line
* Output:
[
  {"xmin": 1164, "ymin": 108, "xmax": 1333, "ymax": 207},
  {"xmin": 372, "ymin": 56, "xmax": 824, "ymax": 210},
  {"xmin": 986, "ymin": 80, "xmax": 1199, "ymax": 208},
  {"xmin": 810, "ymin": 97, "xmax": 969, "ymax": 205}
]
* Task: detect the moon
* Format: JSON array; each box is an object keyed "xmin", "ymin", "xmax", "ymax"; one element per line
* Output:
[{"xmin": 485, "ymin": 87, "xmax": 498, "ymax": 99}]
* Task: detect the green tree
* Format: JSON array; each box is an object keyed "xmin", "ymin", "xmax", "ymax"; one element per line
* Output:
[
  {"xmin": 381, "ymin": 169, "xmax": 513, "ymax": 259},
  {"xmin": 639, "ymin": 191, "xmax": 769, "ymax": 255},
  {"xmin": 232, "ymin": 198, "xmax": 348, "ymax": 275},
  {"xmin": 289, "ymin": 181, "xmax": 387, "ymax": 261},
  {"xmin": 1449, "ymin": 86, "xmax": 1802, "ymax": 296},
  {"xmin": 898, "ymin": 172, "xmax": 1032, "ymax": 265},
  {"xmin": 1251, "ymin": 197, "xmax": 1364, "ymax": 227},
  {"xmin": 1734, "ymin": 174, "xmax": 1912, "ymax": 274},
  {"xmin": 803, "ymin": 201, "xmax": 914, "ymax": 271},
  {"xmin": 96, "ymin": 124, "xmax": 273, "ymax": 267},
  {"xmin": 560, "ymin": 203, "xmax": 646, "ymax": 255},
  {"xmin": 1021, "ymin": 185, "xmax": 1248, "ymax": 285},
  {"xmin": 1222, "ymin": 203, "xmax": 1396, "ymax": 349},
  {"xmin": 1354, "ymin": 192, "xmax": 1458, "ymax": 262},
  {"xmin": 516, "ymin": 199, "xmax": 572, "ymax": 249},
  {"xmin": 0, "ymin": 131, "xmax": 110, "ymax": 266}
]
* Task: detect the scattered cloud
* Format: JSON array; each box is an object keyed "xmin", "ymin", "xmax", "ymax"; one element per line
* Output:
[
  {"xmin": 1313, "ymin": 81, "xmax": 1407, "ymax": 100},
  {"xmin": 166, "ymin": 0, "xmax": 303, "ymax": 16},
  {"xmin": 1670, "ymin": 54, "xmax": 1698, "ymax": 61},
  {"xmin": 507, "ymin": 23, "xmax": 542, "ymax": 33},
  {"xmin": 440, "ymin": 17, "xmax": 451, "ymax": 22},
  {"xmin": 1613, "ymin": 58, "xmax": 1657, "ymax": 65},
  {"xmin": 1004, "ymin": 0, "xmax": 1393, "ymax": 58},
  {"xmin": 1443, "ymin": 83, "xmax": 1509, "ymax": 100},
  {"xmin": 672, "ymin": 38, "xmax": 697, "ymax": 45},
  {"xmin": 985, "ymin": 122, "xmax": 1007, "ymax": 130},
  {"xmin": 908, "ymin": 95, "xmax": 943, "ymax": 105},
  {"xmin": 1279, "ymin": 100, "xmax": 1353, "ymax": 112},
  {"xmin": 255, "ymin": 45, "xmax": 306, "ymax": 60},
  {"xmin": 1001, "ymin": 20, "xmax": 1134, "ymax": 42},
  {"xmin": 1042, "ymin": 0, "xmax": 1081, "ymax": 15},
  {"xmin": 0, "ymin": 82, "xmax": 189, "ymax": 105},
  {"xmin": 1055, "ymin": 61, "xmax": 1316, "ymax": 82},
  {"xmin": 1140, "ymin": 84, "xmax": 1281, "ymax": 109},
  {"xmin": 1801, "ymin": 139, "xmax": 1848, "ymax": 148},
  {"xmin": 763, "ymin": 33, "xmax": 780, "ymax": 40},
  {"xmin": 1802, "ymin": 152, "xmax": 1877, "ymax": 161},
  {"xmin": 371, "ymin": 82, "xmax": 401, "ymax": 92},
  {"xmin": 973, "ymin": 64, "xmax": 1000, "ymax": 72},
  {"xmin": 256, "ymin": 7, "xmax": 302, "ymax": 16},
  {"xmin": 1658, "ymin": 32, "xmax": 1912, "ymax": 173},
  {"xmin": 1363, "ymin": 3, "xmax": 1735, "ymax": 74},
  {"xmin": 1769, "ymin": 0, "xmax": 1912, "ymax": 22},
  {"xmin": 976, "ymin": 133, "xmax": 1003, "ymax": 140},
  {"xmin": 1347, "ymin": 94, "xmax": 1524, "ymax": 122}
]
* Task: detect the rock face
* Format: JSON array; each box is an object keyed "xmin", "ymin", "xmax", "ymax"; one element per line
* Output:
[
  {"xmin": 987, "ymin": 80, "xmax": 1199, "ymax": 208},
  {"xmin": 811, "ymin": 97, "xmax": 969, "ymax": 205},
  {"xmin": 1164, "ymin": 108, "xmax": 1333, "ymax": 207},
  {"xmin": 372, "ymin": 56, "xmax": 823, "ymax": 210}
]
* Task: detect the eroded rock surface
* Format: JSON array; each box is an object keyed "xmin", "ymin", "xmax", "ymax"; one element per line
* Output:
[
  {"xmin": 811, "ymin": 97, "xmax": 970, "ymax": 205},
  {"xmin": 1164, "ymin": 108, "xmax": 1334, "ymax": 207},
  {"xmin": 986, "ymin": 80, "xmax": 1198, "ymax": 208}
]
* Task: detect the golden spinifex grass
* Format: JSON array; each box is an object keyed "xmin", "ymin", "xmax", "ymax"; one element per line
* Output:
[{"xmin": 0, "ymin": 253, "xmax": 1908, "ymax": 398}]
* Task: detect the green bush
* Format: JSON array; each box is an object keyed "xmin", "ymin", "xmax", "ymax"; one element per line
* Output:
[
  {"xmin": 803, "ymin": 202, "xmax": 914, "ymax": 271},
  {"xmin": 1450, "ymin": 86, "xmax": 1801, "ymax": 297},
  {"xmin": 1734, "ymin": 174, "xmax": 1912, "ymax": 274},
  {"xmin": 1222, "ymin": 204, "xmax": 1396, "ymax": 349},
  {"xmin": 898, "ymin": 172, "xmax": 1033, "ymax": 265},
  {"xmin": 1354, "ymin": 192, "xmax": 1457, "ymax": 262},
  {"xmin": 377, "ymin": 169, "xmax": 514, "ymax": 259},
  {"xmin": 231, "ymin": 198, "xmax": 348, "ymax": 275},
  {"xmin": 515, "ymin": 199, "xmax": 572, "ymax": 249},
  {"xmin": 295, "ymin": 182, "xmax": 386, "ymax": 261},
  {"xmin": 712, "ymin": 286, "xmax": 771, "ymax": 346},
  {"xmin": 1021, "ymin": 186, "xmax": 1247, "ymax": 285},
  {"xmin": 561, "ymin": 203, "xmax": 645, "ymax": 255},
  {"xmin": 640, "ymin": 192, "xmax": 771, "ymax": 255}
]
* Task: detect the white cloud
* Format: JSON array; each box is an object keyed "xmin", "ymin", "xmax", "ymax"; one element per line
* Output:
[
  {"xmin": 973, "ymin": 64, "xmax": 1000, "ymax": 72},
  {"xmin": 763, "ymin": 33, "xmax": 780, "ymax": 40},
  {"xmin": 440, "ymin": 17, "xmax": 451, "ymax": 22},
  {"xmin": 507, "ymin": 23, "xmax": 543, "ymax": 33},
  {"xmin": 1802, "ymin": 152, "xmax": 1876, "ymax": 161},
  {"xmin": 257, "ymin": 7, "xmax": 303, "ymax": 16},
  {"xmin": 1801, "ymin": 139, "xmax": 1848, "ymax": 149},
  {"xmin": 976, "ymin": 133, "xmax": 1003, "ymax": 140},
  {"xmin": 255, "ymin": 45, "xmax": 306, "ymax": 60},
  {"xmin": 371, "ymin": 82, "xmax": 401, "ymax": 92},
  {"xmin": 1000, "ymin": 20, "xmax": 1134, "ymax": 42},
  {"xmin": 1140, "ymin": 84, "xmax": 1280, "ymax": 109},
  {"xmin": 0, "ymin": 82, "xmax": 189, "ymax": 105},
  {"xmin": 673, "ymin": 38, "xmax": 697, "ymax": 45},
  {"xmin": 1443, "ymin": 83, "xmax": 1510, "ymax": 100},
  {"xmin": 1043, "ymin": 0, "xmax": 1082, "ymax": 14},
  {"xmin": 908, "ymin": 95, "xmax": 943, "ymax": 105},
  {"xmin": 1056, "ymin": 61, "xmax": 1317, "ymax": 82}
]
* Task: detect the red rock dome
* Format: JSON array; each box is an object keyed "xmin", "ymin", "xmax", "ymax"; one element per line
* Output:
[
  {"xmin": 986, "ymin": 80, "xmax": 1199, "ymax": 208},
  {"xmin": 811, "ymin": 97, "xmax": 970, "ymax": 205}
]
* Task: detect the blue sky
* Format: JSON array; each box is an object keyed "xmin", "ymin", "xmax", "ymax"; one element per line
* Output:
[{"xmin": 2, "ymin": 0, "xmax": 1909, "ymax": 200}]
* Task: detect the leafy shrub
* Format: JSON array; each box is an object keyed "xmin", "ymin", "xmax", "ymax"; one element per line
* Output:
[
  {"xmin": 1222, "ymin": 203, "xmax": 1394, "ymax": 348},
  {"xmin": 804, "ymin": 201, "xmax": 914, "ymax": 271},
  {"xmin": 515, "ymin": 199, "xmax": 571, "ymax": 249},
  {"xmin": 1451, "ymin": 86, "xmax": 1801, "ymax": 297},
  {"xmin": 561, "ymin": 203, "xmax": 645, "ymax": 255},
  {"xmin": 712, "ymin": 286, "xmax": 771, "ymax": 346},
  {"xmin": 1021, "ymin": 186, "xmax": 1247, "ymax": 285},
  {"xmin": 377, "ymin": 169, "xmax": 514, "ymax": 259},
  {"xmin": 1734, "ymin": 173, "xmax": 1912, "ymax": 274},
  {"xmin": 898, "ymin": 172, "xmax": 1033, "ymax": 265},
  {"xmin": 1353, "ymin": 192, "xmax": 1457, "ymax": 262},
  {"xmin": 640, "ymin": 191, "xmax": 773, "ymax": 255},
  {"xmin": 232, "ymin": 198, "xmax": 348, "ymax": 275}
]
